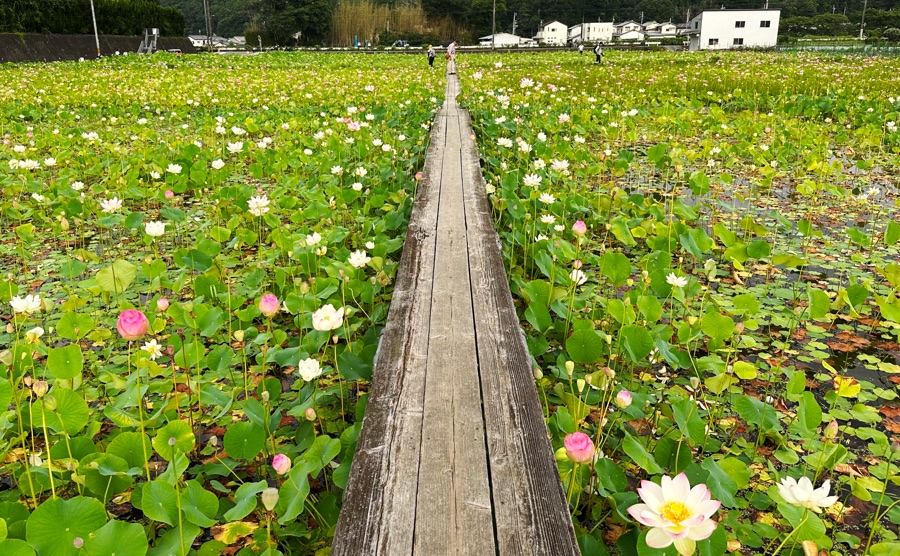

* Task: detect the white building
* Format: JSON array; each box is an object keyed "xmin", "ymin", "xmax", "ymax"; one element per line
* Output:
[
  {"xmin": 535, "ymin": 21, "xmax": 568, "ymax": 45},
  {"xmin": 568, "ymin": 22, "xmax": 614, "ymax": 44},
  {"xmin": 643, "ymin": 21, "xmax": 677, "ymax": 38},
  {"xmin": 686, "ymin": 9, "xmax": 781, "ymax": 51},
  {"xmin": 613, "ymin": 21, "xmax": 644, "ymax": 41},
  {"xmin": 478, "ymin": 33, "xmax": 525, "ymax": 47}
]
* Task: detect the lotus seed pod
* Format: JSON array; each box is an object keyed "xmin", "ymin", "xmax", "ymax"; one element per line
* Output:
[
  {"xmin": 32, "ymin": 380, "xmax": 49, "ymax": 398},
  {"xmin": 261, "ymin": 487, "xmax": 279, "ymax": 511},
  {"xmin": 565, "ymin": 360, "xmax": 575, "ymax": 377}
]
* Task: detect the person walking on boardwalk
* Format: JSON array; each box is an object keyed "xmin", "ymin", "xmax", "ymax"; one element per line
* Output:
[
  {"xmin": 593, "ymin": 43, "xmax": 603, "ymax": 64},
  {"xmin": 427, "ymin": 45, "xmax": 435, "ymax": 68},
  {"xmin": 447, "ymin": 40, "xmax": 458, "ymax": 75}
]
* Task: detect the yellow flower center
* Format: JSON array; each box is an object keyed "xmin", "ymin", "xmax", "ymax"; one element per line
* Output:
[{"xmin": 659, "ymin": 501, "xmax": 691, "ymax": 524}]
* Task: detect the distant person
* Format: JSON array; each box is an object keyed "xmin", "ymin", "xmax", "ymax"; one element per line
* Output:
[
  {"xmin": 578, "ymin": 43, "xmax": 584, "ymax": 55},
  {"xmin": 427, "ymin": 45, "xmax": 435, "ymax": 68},
  {"xmin": 593, "ymin": 43, "xmax": 603, "ymax": 64},
  {"xmin": 447, "ymin": 40, "xmax": 458, "ymax": 75}
]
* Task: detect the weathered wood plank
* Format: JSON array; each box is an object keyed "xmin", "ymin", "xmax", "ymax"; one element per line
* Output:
[
  {"xmin": 413, "ymin": 107, "xmax": 495, "ymax": 555},
  {"xmin": 331, "ymin": 96, "xmax": 447, "ymax": 556},
  {"xmin": 459, "ymin": 110, "xmax": 581, "ymax": 555}
]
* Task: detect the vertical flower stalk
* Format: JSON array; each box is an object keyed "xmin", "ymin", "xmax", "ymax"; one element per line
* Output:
[{"xmin": 118, "ymin": 310, "xmax": 151, "ymax": 480}]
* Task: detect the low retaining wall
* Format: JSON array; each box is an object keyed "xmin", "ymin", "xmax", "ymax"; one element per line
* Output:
[{"xmin": 0, "ymin": 33, "xmax": 196, "ymax": 63}]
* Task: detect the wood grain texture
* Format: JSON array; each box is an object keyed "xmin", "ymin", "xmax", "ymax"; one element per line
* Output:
[
  {"xmin": 334, "ymin": 74, "xmax": 578, "ymax": 556},
  {"xmin": 459, "ymin": 110, "xmax": 580, "ymax": 555}
]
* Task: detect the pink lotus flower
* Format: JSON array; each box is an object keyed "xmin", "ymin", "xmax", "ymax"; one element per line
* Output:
[
  {"xmin": 156, "ymin": 298, "xmax": 169, "ymax": 312},
  {"xmin": 117, "ymin": 310, "xmax": 149, "ymax": 341},
  {"xmin": 572, "ymin": 220, "xmax": 587, "ymax": 236},
  {"xmin": 259, "ymin": 294, "xmax": 279, "ymax": 317},
  {"xmin": 272, "ymin": 454, "xmax": 291, "ymax": 475},
  {"xmin": 164, "ymin": 190, "xmax": 174, "ymax": 199},
  {"xmin": 615, "ymin": 390, "xmax": 633, "ymax": 408},
  {"xmin": 628, "ymin": 473, "xmax": 720, "ymax": 556},
  {"xmin": 564, "ymin": 432, "xmax": 595, "ymax": 464},
  {"xmin": 415, "ymin": 172, "xmax": 423, "ymax": 181}
]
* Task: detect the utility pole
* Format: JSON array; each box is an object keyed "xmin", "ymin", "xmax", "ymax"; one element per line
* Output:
[
  {"xmin": 511, "ymin": 13, "xmax": 517, "ymax": 36},
  {"xmin": 492, "ymin": 0, "xmax": 496, "ymax": 49},
  {"xmin": 89, "ymin": 0, "xmax": 100, "ymax": 58},
  {"xmin": 859, "ymin": 0, "xmax": 868, "ymax": 40},
  {"xmin": 202, "ymin": 0, "xmax": 213, "ymax": 51}
]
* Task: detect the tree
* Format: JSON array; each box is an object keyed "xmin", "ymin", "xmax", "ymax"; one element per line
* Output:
[{"xmin": 256, "ymin": 0, "xmax": 332, "ymax": 44}]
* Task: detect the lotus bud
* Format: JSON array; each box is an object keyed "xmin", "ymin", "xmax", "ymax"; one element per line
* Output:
[
  {"xmin": 824, "ymin": 420, "xmax": 839, "ymax": 440},
  {"xmin": 233, "ymin": 330, "xmax": 245, "ymax": 342},
  {"xmin": 33, "ymin": 380, "xmax": 49, "ymax": 398},
  {"xmin": 576, "ymin": 379, "xmax": 586, "ymax": 393},
  {"xmin": 564, "ymin": 432, "xmax": 595, "ymax": 464},
  {"xmin": 60, "ymin": 217, "xmax": 70, "ymax": 231},
  {"xmin": 73, "ymin": 537, "xmax": 84, "ymax": 549},
  {"xmin": 261, "ymin": 487, "xmax": 279, "ymax": 511},
  {"xmin": 533, "ymin": 368, "xmax": 543, "ymax": 380},
  {"xmin": 305, "ymin": 407, "xmax": 317, "ymax": 421},
  {"xmin": 554, "ymin": 446, "xmax": 569, "ymax": 461},
  {"xmin": 573, "ymin": 259, "xmax": 583, "ymax": 270},
  {"xmin": 615, "ymin": 390, "xmax": 633, "ymax": 408},
  {"xmin": 734, "ymin": 322, "xmax": 745, "ymax": 335},
  {"xmin": 689, "ymin": 376, "xmax": 701, "ymax": 390},
  {"xmin": 584, "ymin": 374, "xmax": 592, "ymax": 385},
  {"xmin": 42, "ymin": 394, "xmax": 58, "ymax": 411},
  {"xmin": 259, "ymin": 294, "xmax": 279, "ymax": 318},
  {"xmin": 261, "ymin": 391, "xmax": 270, "ymax": 403},
  {"xmin": 300, "ymin": 282, "xmax": 310, "ymax": 294},
  {"xmin": 23, "ymin": 375, "xmax": 33, "ymax": 387},
  {"xmin": 208, "ymin": 435, "xmax": 218, "ymax": 447},
  {"xmin": 565, "ymin": 360, "xmax": 574, "ymax": 377},
  {"xmin": 603, "ymin": 367, "xmax": 616, "ymax": 380},
  {"xmin": 168, "ymin": 437, "xmax": 177, "ymax": 446},
  {"xmin": 687, "ymin": 315, "xmax": 698, "ymax": 326},
  {"xmin": 156, "ymin": 297, "xmax": 169, "ymax": 312},
  {"xmin": 272, "ymin": 454, "xmax": 291, "ymax": 475}
]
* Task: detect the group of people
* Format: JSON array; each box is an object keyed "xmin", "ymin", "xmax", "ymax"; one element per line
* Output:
[
  {"xmin": 426, "ymin": 41, "xmax": 458, "ymax": 74},
  {"xmin": 425, "ymin": 39, "xmax": 601, "ymax": 73}
]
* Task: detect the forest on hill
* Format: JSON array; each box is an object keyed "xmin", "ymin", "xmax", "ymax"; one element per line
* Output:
[
  {"xmin": 2, "ymin": 0, "xmax": 898, "ymax": 45},
  {"xmin": 159, "ymin": 0, "xmax": 899, "ymax": 45}
]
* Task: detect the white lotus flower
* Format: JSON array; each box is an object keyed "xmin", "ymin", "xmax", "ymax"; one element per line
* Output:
[
  {"xmin": 306, "ymin": 232, "xmax": 322, "ymax": 246},
  {"xmin": 11, "ymin": 294, "xmax": 41, "ymax": 315},
  {"xmin": 141, "ymin": 339, "xmax": 163, "ymax": 360},
  {"xmin": 247, "ymin": 195, "xmax": 270, "ymax": 217},
  {"xmin": 227, "ymin": 142, "xmax": 243, "ymax": 153},
  {"xmin": 666, "ymin": 273, "xmax": 688, "ymax": 288},
  {"xmin": 539, "ymin": 193, "xmax": 556, "ymax": 204},
  {"xmin": 211, "ymin": 159, "xmax": 225, "ymax": 170},
  {"xmin": 312, "ymin": 304, "xmax": 344, "ymax": 331},
  {"xmin": 570, "ymin": 269, "xmax": 587, "ymax": 285},
  {"xmin": 628, "ymin": 473, "xmax": 721, "ymax": 556},
  {"xmin": 145, "ymin": 221, "xmax": 165, "ymax": 237},
  {"xmin": 297, "ymin": 358, "xmax": 322, "ymax": 381},
  {"xmin": 100, "ymin": 197, "xmax": 123, "ymax": 213},
  {"xmin": 167, "ymin": 163, "xmax": 182, "ymax": 174},
  {"xmin": 777, "ymin": 476, "xmax": 838, "ymax": 514},
  {"xmin": 348, "ymin": 250, "xmax": 371, "ymax": 269}
]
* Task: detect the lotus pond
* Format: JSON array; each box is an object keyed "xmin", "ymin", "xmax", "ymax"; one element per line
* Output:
[
  {"xmin": 0, "ymin": 52, "xmax": 440, "ymax": 555},
  {"xmin": 460, "ymin": 51, "xmax": 900, "ymax": 555}
]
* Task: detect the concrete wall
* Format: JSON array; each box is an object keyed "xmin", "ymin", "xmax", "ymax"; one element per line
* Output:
[{"xmin": 0, "ymin": 34, "xmax": 196, "ymax": 63}]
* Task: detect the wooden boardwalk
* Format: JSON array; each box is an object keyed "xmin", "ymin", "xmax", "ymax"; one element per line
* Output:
[{"xmin": 332, "ymin": 74, "xmax": 579, "ymax": 556}]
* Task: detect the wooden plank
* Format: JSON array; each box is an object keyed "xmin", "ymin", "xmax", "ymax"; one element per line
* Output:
[
  {"xmin": 458, "ymin": 109, "xmax": 581, "ymax": 555},
  {"xmin": 331, "ymin": 99, "xmax": 447, "ymax": 556},
  {"xmin": 413, "ymin": 106, "xmax": 495, "ymax": 555}
]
